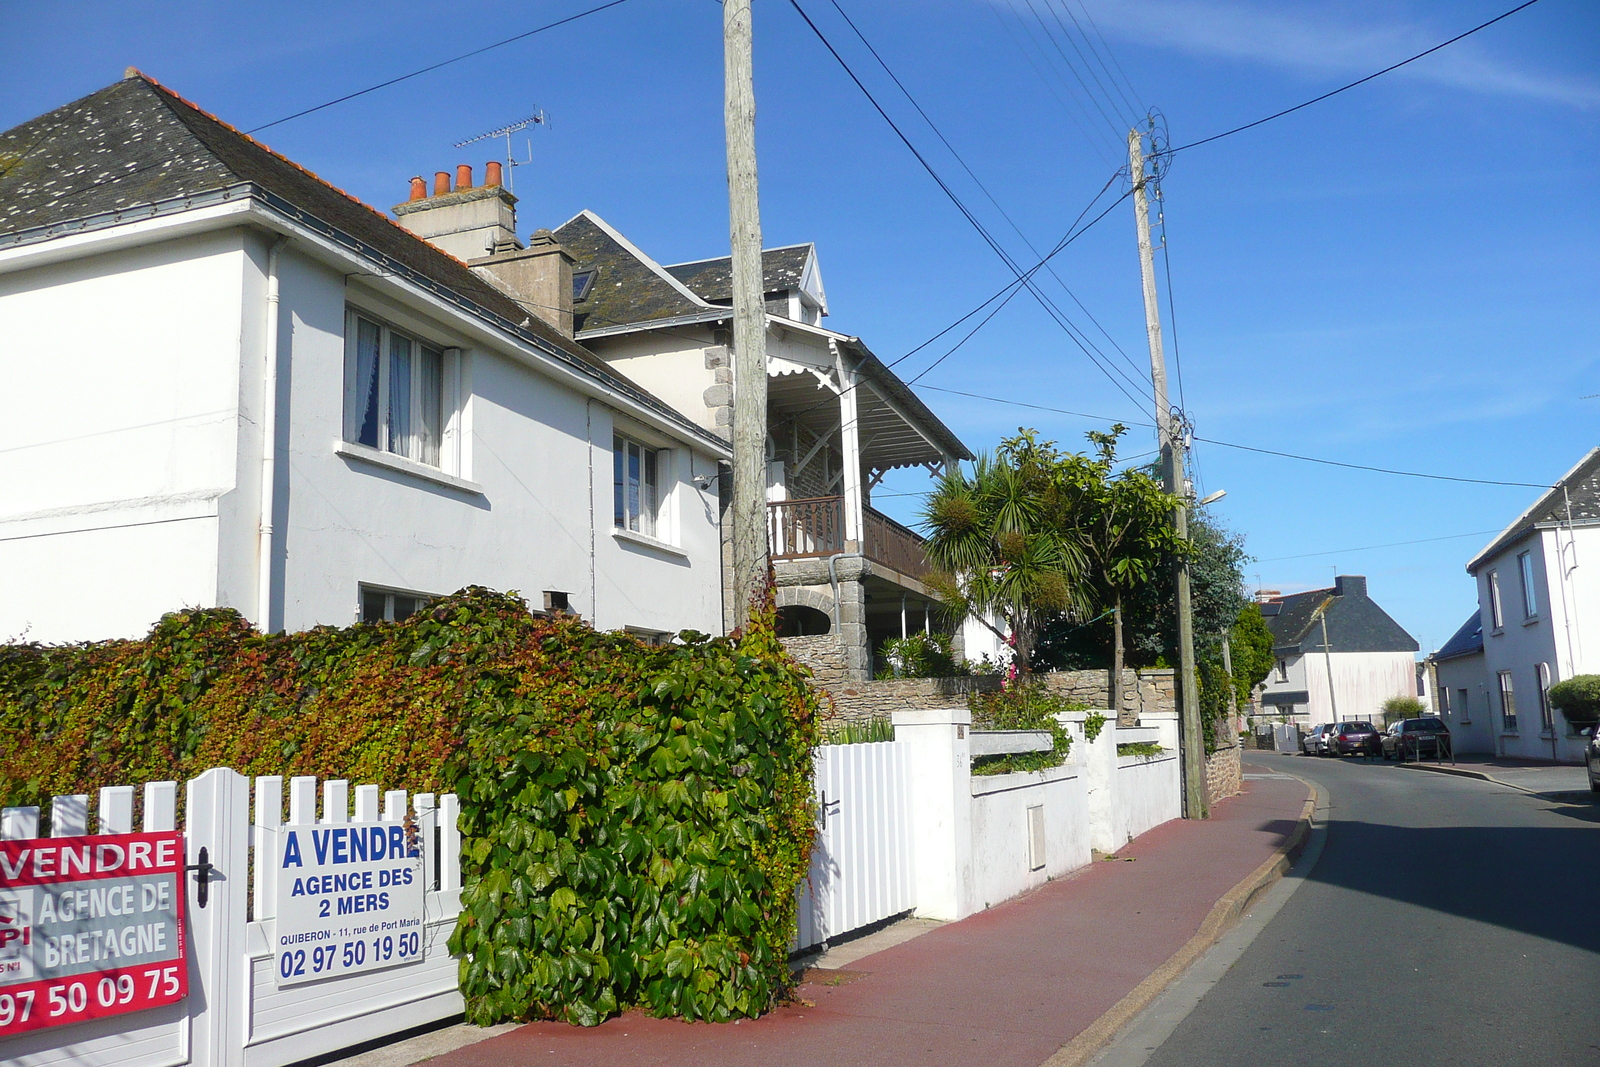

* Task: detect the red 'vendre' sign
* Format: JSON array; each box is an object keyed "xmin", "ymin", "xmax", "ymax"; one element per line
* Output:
[{"xmin": 0, "ymin": 831, "xmax": 188, "ymax": 1037}]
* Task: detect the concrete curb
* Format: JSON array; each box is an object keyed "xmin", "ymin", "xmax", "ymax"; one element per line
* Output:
[
  {"xmin": 1039, "ymin": 779, "xmax": 1320, "ymax": 1067},
  {"xmin": 1397, "ymin": 762, "xmax": 1510, "ymax": 788}
]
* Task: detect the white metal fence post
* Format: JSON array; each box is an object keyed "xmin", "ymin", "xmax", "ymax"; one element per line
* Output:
[{"xmin": 185, "ymin": 767, "xmax": 249, "ymax": 1067}]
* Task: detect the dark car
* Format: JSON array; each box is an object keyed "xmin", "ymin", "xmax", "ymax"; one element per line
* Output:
[
  {"xmin": 1329, "ymin": 721, "xmax": 1382, "ymax": 757},
  {"xmin": 1584, "ymin": 725, "xmax": 1600, "ymax": 793},
  {"xmin": 1382, "ymin": 717, "xmax": 1451, "ymax": 761}
]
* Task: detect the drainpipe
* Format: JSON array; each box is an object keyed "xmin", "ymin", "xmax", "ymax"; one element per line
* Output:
[
  {"xmin": 256, "ymin": 235, "xmax": 289, "ymax": 632},
  {"xmin": 587, "ymin": 399, "xmax": 597, "ymax": 626}
]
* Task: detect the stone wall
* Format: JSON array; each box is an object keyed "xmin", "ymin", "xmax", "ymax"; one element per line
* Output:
[
  {"xmin": 814, "ymin": 668, "xmax": 1177, "ymax": 724},
  {"xmin": 780, "ymin": 635, "xmax": 850, "ymax": 689},
  {"xmin": 1205, "ymin": 742, "xmax": 1242, "ymax": 805}
]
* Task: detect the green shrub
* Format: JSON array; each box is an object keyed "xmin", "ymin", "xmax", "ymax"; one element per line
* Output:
[
  {"xmin": 1083, "ymin": 712, "xmax": 1108, "ymax": 742},
  {"xmin": 0, "ymin": 587, "xmax": 819, "ymax": 1027},
  {"xmin": 968, "ymin": 683, "xmax": 1082, "ymax": 775},
  {"xmin": 1117, "ymin": 741, "xmax": 1163, "ymax": 759},
  {"xmin": 821, "ymin": 718, "xmax": 895, "ymax": 745},
  {"xmin": 1547, "ymin": 675, "xmax": 1600, "ymax": 726},
  {"xmin": 877, "ymin": 631, "xmax": 963, "ymax": 679},
  {"xmin": 1382, "ymin": 695, "xmax": 1425, "ymax": 725}
]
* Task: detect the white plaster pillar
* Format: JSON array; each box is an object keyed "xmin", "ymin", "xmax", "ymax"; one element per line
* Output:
[
  {"xmin": 837, "ymin": 355, "xmax": 863, "ymax": 546},
  {"xmin": 892, "ymin": 708, "xmax": 971, "ymax": 921}
]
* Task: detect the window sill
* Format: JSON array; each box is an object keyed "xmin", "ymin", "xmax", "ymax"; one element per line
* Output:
[
  {"xmin": 1522, "ymin": 616, "xmax": 1541, "ymax": 627},
  {"xmin": 334, "ymin": 440, "xmax": 483, "ymax": 495},
  {"xmin": 1490, "ymin": 627, "xmax": 1505, "ymax": 637},
  {"xmin": 612, "ymin": 526, "xmax": 688, "ymax": 558}
]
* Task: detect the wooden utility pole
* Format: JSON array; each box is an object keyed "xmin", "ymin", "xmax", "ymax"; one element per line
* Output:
[
  {"xmin": 724, "ymin": 0, "xmax": 769, "ymax": 623},
  {"xmin": 1319, "ymin": 611, "xmax": 1340, "ymax": 722},
  {"xmin": 1129, "ymin": 127, "xmax": 1206, "ymax": 820}
]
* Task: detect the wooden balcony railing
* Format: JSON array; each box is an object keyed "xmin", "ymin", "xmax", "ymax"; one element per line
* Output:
[
  {"xmin": 863, "ymin": 506, "xmax": 931, "ymax": 581},
  {"xmin": 767, "ymin": 496, "xmax": 930, "ymax": 582},
  {"xmin": 768, "ymin": 496, "xmax": 844, "ymax": 559}
]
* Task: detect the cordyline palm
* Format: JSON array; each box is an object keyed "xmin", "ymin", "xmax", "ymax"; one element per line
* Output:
[{"xmin": 921, "ymin": 435, "xmax": 1090, "ymax": 677}]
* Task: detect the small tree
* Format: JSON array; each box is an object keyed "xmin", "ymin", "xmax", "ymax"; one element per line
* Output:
[
  {"xmin": 1547, "ymin": 675, "xmax": 1600, "ymax": 727},
  {"xmin": 1382, "ymin": 694, "xmax": 1425, "ymax": 726},
  {"xmin": 1229, "ymin": 604, "xmax": 1276, "ymax": 710}
]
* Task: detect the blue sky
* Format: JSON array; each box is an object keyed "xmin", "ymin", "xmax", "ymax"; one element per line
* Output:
[{"xmin": 3, "ymin": 0, "xmax": 1596, "ymax": 654}]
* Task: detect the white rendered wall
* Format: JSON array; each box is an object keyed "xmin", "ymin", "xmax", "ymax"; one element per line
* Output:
[
  {"xmin": 272, "ymin": 249, "xmax": 724, "ymax": 637},
  {"xmin": 588, "ymin": 332, "xmax": 718, "ymax": 434},
  {"xmin": 1302, "ymin": 650, "xmax": 1416, "ymax": 724},
  {"xmin": 0, "ymin": 231, "xmax": 251, "ymax": 641},
  {"xmin": 1435, "ymin": 650, "xmax": 1494, "ymax": 755}
]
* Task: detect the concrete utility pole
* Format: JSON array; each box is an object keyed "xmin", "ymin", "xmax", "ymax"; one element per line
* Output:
[
  {"xmin": 724, "ymin": 0, "xmax": 770, "ymax": 623},
  {"xmin": 1319, "ymin": 610, "xmax": 1340, "ymax": 722},
  {"xmin": 1129, "ymin": 126, "xmax": 1206, "ymax": 820}
]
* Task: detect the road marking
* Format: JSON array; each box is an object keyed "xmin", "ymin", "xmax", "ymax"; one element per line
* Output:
[{"xmin": 1243, "ymin": 773, "xmax": 1294, "ymax": 780}]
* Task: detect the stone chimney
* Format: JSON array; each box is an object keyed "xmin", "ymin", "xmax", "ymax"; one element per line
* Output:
[
  {"xmin": 1333, "ymin": 575, "xmax": 1367, "ymax": 599},
  {"xmin": 392, "ymin": 163, "xmax": 520, "ymax": 260},
  {"xmin": 469, "ymin": 229, "xmax": 575, "ymax": 338}
]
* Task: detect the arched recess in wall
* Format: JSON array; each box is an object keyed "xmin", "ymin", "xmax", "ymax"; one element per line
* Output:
[{"xmin": 776, "ymin": 605, "xmax": 832, "ymax": 637}]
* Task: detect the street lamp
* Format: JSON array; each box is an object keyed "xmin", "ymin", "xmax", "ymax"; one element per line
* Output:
[{"xmin": 1198, "ymin": 489, "xmax": 1227, "ymax": 506}]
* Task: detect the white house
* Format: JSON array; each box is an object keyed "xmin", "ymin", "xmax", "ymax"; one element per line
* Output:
[
  {"xmin": 1428, "ymin": 612, "xmax": 1495, "ymax": 754},
  {"xmin": 543, "ymin": 210, "xmax": 974, "ymax": 681},
  {"xmin": 1432, "ymin": 447, "xmax": 1600, "ymax": 763},
  {"xmin": 0, "ymin": 73, "xmax": 730, "ymax": 644},
  {"xmin": 1257, "ymin": 575, "xmax": 1419, "ymax": 726}
]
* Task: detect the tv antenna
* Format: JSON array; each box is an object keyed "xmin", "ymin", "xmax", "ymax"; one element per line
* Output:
[{"xmin": 454, "ymin": 110, "xmax": 548, "ymax": 192}]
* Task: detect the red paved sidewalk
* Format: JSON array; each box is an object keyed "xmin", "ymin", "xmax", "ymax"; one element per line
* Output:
[{"xmin": 423, "ymin": 762, "xmax": 1308, "ymax": 1067}]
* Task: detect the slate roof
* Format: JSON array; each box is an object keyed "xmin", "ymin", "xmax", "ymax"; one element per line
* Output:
[
  {"xmin": 1468, "ymin": 447, "xmax": 1600, "ymax": 572},
  {"xmin": 0, "ymin": 74, "xmax": 724, "ymax": 448},
  {"xmin": 664, "ymin": 245, "xmax": 813, "ymax": 304},
  {"xmin": 1432, "ymin": 612, "xmax": 1484, "ymax": 662},
  {"xmin": 554, "ymin": 210, "xmax": 710, "ymax": 333},
  {"xmin": 1261, "ymin": 576, "xmax": 1418, "ymax": 655}
]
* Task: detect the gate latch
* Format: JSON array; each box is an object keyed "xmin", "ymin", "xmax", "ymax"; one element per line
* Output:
[{"xmin": 186, "ymin": 846, "xmax": 213, "ymax": 909}]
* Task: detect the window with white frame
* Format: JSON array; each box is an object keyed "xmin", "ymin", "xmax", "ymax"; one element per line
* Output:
[
  {"xmin": 1537, "ymin": 662, "xmax": 1554, "ymax": 733},
  {"xmin": 1438, "ymin": 687, "xmax": 1451, "ymax": 716},
  {"xmin": 614, "ymin": 434, "xmax": 662, "ymax": 537},
  {"xmin": 1276, "ymin": 658, "xmax": 1288, "ymax": 683},
  {"xmin": 359, "ymin": 585, "xmax": 433, "ymax": 624},
  {"xmin": 1487, "ymin": 570, "xmax": 1504, "ymax": 630},
  {"xmin": 1518, "ymin": 551, "xmax": 1538, "ymax": 619},
  {"xmin": 1498, "ymin": 670, "xmax": 1517, "ymax": 732},
  {"xmin": 345, "ymin": 312, "xmax": 455, "ymax": 469},
  {"xmin": 1458, "ymin": 688, "xmax": 1470, "ymax": 723}
]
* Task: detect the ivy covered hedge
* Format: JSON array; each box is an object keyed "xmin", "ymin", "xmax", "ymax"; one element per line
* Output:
[{"xmin": 0, "ymin": 587, "xmax": 819, "ymax": 1025}]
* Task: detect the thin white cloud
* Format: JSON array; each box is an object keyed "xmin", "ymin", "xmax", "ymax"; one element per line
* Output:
[{"xmin": 1072, "ymin": 0, "xmax": 1599, "ymax": 109}]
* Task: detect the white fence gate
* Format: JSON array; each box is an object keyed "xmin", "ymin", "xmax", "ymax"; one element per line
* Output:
[
  {"xmin": 794, "ymin": 742, "xmax": 915, "ymax": 951},
  {"xmin": 2, "ymin": 768, "xmax": 461, "ymax": 1067}
]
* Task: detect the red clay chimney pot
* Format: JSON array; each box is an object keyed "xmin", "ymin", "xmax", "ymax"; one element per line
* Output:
[
  {"xmin": 485, "ymin": 161, "xmax": 503, "ymax": 187},
  {"xmin": 433, "ymin": 171, "xmax": 451, "ymax": 196},
  {"xmin": 408, "ymin": 176, "xmax": 427, "ymax": 201},
  {"xmin": 456, "ymin": 164, "xmax": 472, "ymax": 191}
]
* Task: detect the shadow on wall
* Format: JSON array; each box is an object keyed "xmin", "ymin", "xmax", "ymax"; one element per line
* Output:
[{"xmin": 1306, "ymin": 819, "xmax": 1600, "ymax": 956}]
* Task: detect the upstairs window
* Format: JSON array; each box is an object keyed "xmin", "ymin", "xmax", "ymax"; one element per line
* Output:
[
  {"xmin": 1276, "ymin": 658, "xmax": 1288, "ymax": 683},
  {"xmin": 346, "ymin": 313, "xmax": 446, "ymax": 467},
  {"xmin": 1487, "ymin": 570, "xmax": 1504, "ymax": 630},
  {"xmin": 1518, "ymin": 551, "xmax": 1538, "ymax": 618},
  {"xmin": 360, "ymin": 585, "xmax": 432, "ymax": 623},
  {"xmin": 614, "ymin": 435, "xmax": 660, "ymax": 537},
  {"xmin": 573, "ymin": 271, "xmax": 596, "ymax": 303}
]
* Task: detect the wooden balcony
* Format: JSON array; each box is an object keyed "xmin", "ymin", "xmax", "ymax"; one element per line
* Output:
[{"xmin": 767, "ymin": 496, "xmax": 930, "ymax": 582}]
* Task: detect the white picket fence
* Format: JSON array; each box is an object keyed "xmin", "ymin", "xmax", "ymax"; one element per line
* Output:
[
  {"xmin": 794, "ymin": 742, "xmax": 915, "ymax": 951},
  {"xmin": 2, "ymin": 769, "xmax": 461, "ymax": 1067}
]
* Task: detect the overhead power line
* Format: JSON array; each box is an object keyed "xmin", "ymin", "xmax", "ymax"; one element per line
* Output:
[
  {"xmin": 247, "ymin": 0, "xmax": 636, "ymax": 133},
  {"xmin": 1257, "ymin": 529, "xmax": 1504, "ymax": 563},
  {"xmin": 1168, "ymin": 0, "xmax": 1546, "ymax": 154},
  {"xmin": 912, "ymin": 384, "xmax": 1556, "ymax": 489}
]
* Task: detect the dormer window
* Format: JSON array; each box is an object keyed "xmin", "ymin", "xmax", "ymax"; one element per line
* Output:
[{"xmin": 573, "ymin": 270, "xmax": 596, "ymax": 303}]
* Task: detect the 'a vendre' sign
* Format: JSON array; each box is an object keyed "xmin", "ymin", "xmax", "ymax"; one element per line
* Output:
[
  {"xmin": 0, "ymin": 832, "xmax": 187, "ymax": 1037},
  {"xmin": 274, "ymin": 823, "xmax": 425, "ymax": 986}
]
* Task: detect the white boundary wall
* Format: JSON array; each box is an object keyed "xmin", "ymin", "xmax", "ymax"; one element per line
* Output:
[{"xmin": 1, "ymin": 769, "xmax": 461, "ymax": 1067}]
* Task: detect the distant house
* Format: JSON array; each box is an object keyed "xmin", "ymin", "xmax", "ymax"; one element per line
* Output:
[
  {"xmin": 1257, "ymin": 575, "xmax": 1419, "ymax": 725},
  {"xmin": 0, "ymin": 74, "xmax": 728, "ymax": 643},
  {"xmin": 1436, "ymin": 447, "xmax": 1600, "ymax": 763},
  {"xmin": 1428, "ymin": 612, "xmax": 1492, "ymax": 754},
  {"xmin": 536, "ymin": 210, "xmax": 974, "ymax": 682}
]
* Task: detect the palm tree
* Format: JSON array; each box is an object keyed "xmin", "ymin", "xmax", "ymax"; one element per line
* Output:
[{"xmin": 921, "ymin": 432, "xmax": 1089, "ymax": 677}]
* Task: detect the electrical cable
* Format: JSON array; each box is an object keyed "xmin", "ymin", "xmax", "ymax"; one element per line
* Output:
[
  {"xmin": 1257, "ymin": 529, "xmax": 1505, "ymax": 562},
  {"xmin": 826, "ymin": 0, "xmax": 1148, "ymax": 387},
  {"xmin": 789, "ymin": 0, "xmax": 1156, "ymax": 412},
  {"xmin": 911, "ymin": 384, "xmax": 1557, "ymax": 488},
  {"xmin": 1166, "ymin": 0, "xmax": 1546, "ymax": 154},
  {"xmin": 246, "ymin": 0, "xmax": 636, "ymax": 133}
]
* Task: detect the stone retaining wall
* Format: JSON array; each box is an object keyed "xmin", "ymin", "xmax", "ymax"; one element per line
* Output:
[
  {"xmin": 819, "ymin": 668, "xmax": 1178, "ymax": 723},
  {"xmin": 780, "ymin": 635, "xmax": 850, "ymax": 688},
  {"xmin": 1205, "ymin": 742, "xmax": 1243, "ymax": 805}
]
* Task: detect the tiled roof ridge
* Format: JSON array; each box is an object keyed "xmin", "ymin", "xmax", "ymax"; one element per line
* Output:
[
  {"xmin": 134, "ymin": 70, "xmax": 481, "ymax": 276},
  {"xmin": 663, "ymin": 241, "xmax": 814, "ymax": 269}
]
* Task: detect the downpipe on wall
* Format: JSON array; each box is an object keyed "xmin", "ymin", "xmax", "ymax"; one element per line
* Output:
[{"xmin": 257, "ymin": 235, "xmax": 289, "ymax": 632}]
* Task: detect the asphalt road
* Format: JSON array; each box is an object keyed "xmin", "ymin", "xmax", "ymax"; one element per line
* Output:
[{"xmin": 1142, "ymin": 751, "xmax": 1600, "ymax": 1067}]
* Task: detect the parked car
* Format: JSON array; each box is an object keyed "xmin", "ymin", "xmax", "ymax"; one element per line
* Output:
[
  {"xmin": 1301, "ymin": 724, "xmax": 1336, "ymax": 756},
  {"xmin": 1382, "ymin": 717, "xmax": 1451, "ymax": 761},
  {"xmin": 1329, "ymin": 721, "xmax": 1382, "ymax": 757}
]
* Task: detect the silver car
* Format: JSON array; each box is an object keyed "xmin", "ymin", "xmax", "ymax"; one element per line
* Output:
[{"xmin": 1301, "ymin": 723, "xmax": 1336, "ymax": 756}]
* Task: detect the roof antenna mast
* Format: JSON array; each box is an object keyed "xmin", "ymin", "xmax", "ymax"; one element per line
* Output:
[{"xmin": 453, "ymin": 110, "xmax": 548, "ymax": 193}]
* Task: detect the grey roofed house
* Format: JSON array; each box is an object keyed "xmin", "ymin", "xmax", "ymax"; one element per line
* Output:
[
  {"xmin": 1433, "ymin": 612, "xmax": 1485, "ymax": 662},
  {"xmin": 1259, "ymin": 575, "xmax": 1419, "ymax": 655},
  {"xmin": 0, "ymin": 72, "xmax": 717, "ymax": 449}
]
